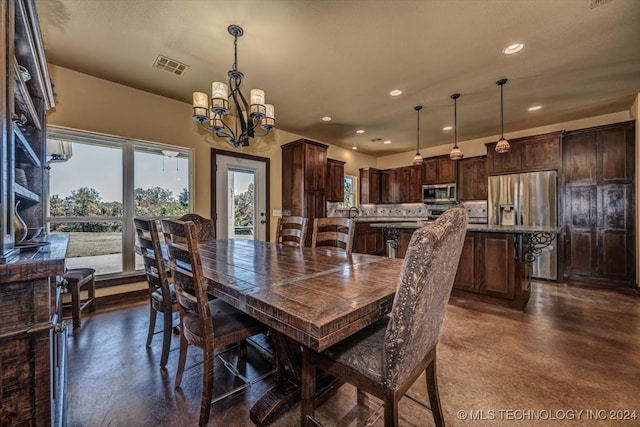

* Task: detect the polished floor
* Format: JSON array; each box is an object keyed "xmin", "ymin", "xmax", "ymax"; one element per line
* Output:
[{"xmin": 65, "ymin": 281, "xmax": 640, "ymax": 426}]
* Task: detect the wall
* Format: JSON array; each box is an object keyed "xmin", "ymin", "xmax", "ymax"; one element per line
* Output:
[{"xmin": 45, "ymin": 65, "xmax": 376, "ymax": 240}]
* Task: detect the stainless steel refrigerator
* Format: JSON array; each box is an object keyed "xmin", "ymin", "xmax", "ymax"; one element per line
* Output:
[{"xmin": 487, "ymin": 171, "xmax": 558, "ymax": 280}]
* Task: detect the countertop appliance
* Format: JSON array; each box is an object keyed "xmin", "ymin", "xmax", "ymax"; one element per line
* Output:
[
  {"xmin": 488, "ymin": 171, "xmax": 558, "ymax": 280},
  {"xmin": 422, "ymin": 183, "xmax": 457, "ymax": 204}
]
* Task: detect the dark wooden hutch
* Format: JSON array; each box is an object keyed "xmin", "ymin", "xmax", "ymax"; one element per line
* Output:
[{"xmin": 1, "ymin": 1, "xmax": 66, "ymax": 426}]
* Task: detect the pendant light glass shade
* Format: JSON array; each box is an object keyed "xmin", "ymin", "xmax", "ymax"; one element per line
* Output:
[
  {"xmin": 449, "ymin": 93, "xmax": 463, "ymax": 160},
  {"xmin": 495, "ymin": 78, "xmax": 510, "ymax": 154},
  {"xmin": 412, "ymin": 105, "xmax": 423, "ymax": 166}
]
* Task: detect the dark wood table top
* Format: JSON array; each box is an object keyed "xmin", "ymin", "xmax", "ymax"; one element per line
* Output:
[{"xmin": 199, "ymin": 239, "xmax": 404, "ymax": 352}]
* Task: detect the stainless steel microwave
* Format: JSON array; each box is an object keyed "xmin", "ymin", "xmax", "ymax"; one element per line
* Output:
[{"xmin": 422, "ymin": 183, "xmax": 457, "ymax": 203}]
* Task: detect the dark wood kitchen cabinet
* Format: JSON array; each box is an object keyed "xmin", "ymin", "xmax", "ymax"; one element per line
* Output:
[
  {"xmin": 282, "ymin": 139, "xmax": 328, "ymax": 245},
  {"xmin": 563, "ymin": 121, "xmax": 635, "ymax": 286},
  {"xmin": 359, "ymin": 167, "xmax": 383, "ymax": 204},
  {"xmin": 453, "ymin": 232, "xmax": 530, "ymax": 309},
  {"xmin": 422, "ymin": 155, "xmax": 456, "ymax": 184},
  {"xmin": 457, "ymin": 156, "xmax": 487, "ymax": 200},
  {"xmin": 380, "ymin": 166, "xmax": 422, "ymax": 203},
  {"xmin": 486, "ymin": 131, "xmax": 562, "ymax": 175},
  {"xmin": 326, "ymin": 158, "xmax": 345, "ymax": 202},
  {"xmin": 353, "ymin": 222, "xmax": 385, "ymax": 255}
]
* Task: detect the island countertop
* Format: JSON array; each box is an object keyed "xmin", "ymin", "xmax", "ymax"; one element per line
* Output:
[
  {"xmin": 0, "ymin": 233, "xmax": 69, "ymax": 280},
  {"xmin": 369, "ymin": 222, "xmax": 561, "ymax": 234}
]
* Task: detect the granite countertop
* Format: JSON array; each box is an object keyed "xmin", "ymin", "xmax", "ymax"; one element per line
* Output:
[
  {"xmin": 368, "ymin": 222, "xmax": 561, "ymax": 234},
  {"xmin": 0, "ymin": 233, "xmax": 69, "ymax": 278},
  {"xmin": 353, "ymin": 217, "xmax": 430, "ymax": 223}
]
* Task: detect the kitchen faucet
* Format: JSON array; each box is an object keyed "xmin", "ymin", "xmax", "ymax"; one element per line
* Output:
[{"xmin": 348, "ymin": 206, "xmax": 360, "ymax": 218}]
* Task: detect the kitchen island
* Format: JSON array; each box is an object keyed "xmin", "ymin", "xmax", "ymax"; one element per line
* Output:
[{"xmin": 370, "ymin": 221, "xmax": 560, "ymax": 310}]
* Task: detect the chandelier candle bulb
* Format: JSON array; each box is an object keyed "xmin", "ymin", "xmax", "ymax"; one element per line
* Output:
[
  {"xmin": 262, "ymin": 104, "xmax": 275, "ymax": 129},
  {"xmin": 192, "ymin": 92, "xmax": 209, "ymax": 120},
  {"xmin": 211, "ymin": 82, "xmax": 230, "ymax": 113},
  {"xmin": 210, "ymin": 117, "xmax": 224, "ymax": 131},
  {"xmin": 250, "ymin": 89, "xmax": 266, "ymax": 117}
]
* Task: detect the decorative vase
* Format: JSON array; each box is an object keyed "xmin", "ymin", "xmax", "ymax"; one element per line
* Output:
[{"xmin": 14, "ymin": 201, "xmax": 27, "ymax": 243}]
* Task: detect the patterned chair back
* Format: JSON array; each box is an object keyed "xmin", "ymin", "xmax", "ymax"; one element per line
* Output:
[{"xmin": 383, "ymin": 208, "xmax": 468, "ymax": 389}]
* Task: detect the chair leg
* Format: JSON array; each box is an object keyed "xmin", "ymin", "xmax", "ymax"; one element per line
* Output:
[
  {"xmin": 160, "ymin": 309, "xmax": 172, "ymax": 368},
  {"xmin": 174, "ymin": 328, "xmax": 188, "ymax": 389},
  {"xmin": 426, "ymin": 358, "xmax": 445, "ymax": 427},
  {"xmin": 301, "ymin": 348, "xmax": 316, "ymax": 427},
  {"xmin": 146, "ymin": 303, "xmax": 157, "ymax": 347},
  {"xmin": 70, "ymin": 281, "xmax": 81, "ymax": 328},
  {"xmin": 199, "ymin": 345, "xmax": 215, "ymax": 427},
  {"xmin": 383, "ymin": 393, "xmax": 399, "ymax": 427},
  {"xmin": 87, "ymin": 275, "xmax": 96, "ymax": 312}
]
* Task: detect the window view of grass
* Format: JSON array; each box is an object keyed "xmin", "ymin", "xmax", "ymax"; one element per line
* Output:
[
  {"xmin": 61, "ymin": 232, "xmax": 122, "ymax": 258},
  {"xmin": 50, "ymin": 186, "xmax": 188, "ymax": 258}
]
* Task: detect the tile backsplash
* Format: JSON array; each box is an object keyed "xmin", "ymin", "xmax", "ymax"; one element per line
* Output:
[{"xmin": 328, "ymin": 200, "xmax": 488, "ymax": 221}]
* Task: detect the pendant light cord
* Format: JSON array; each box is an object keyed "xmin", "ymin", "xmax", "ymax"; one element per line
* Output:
[
  {"xmin": 454, "ymin": 97, "xmax": 458, "ymax": 148},
  {"xmin": 500, "ymin": 84, "xmax": 504, "ymax": 138},
  {"xmin": 416, "ymin": 108, "xmax": 420, "ymax": 154}
]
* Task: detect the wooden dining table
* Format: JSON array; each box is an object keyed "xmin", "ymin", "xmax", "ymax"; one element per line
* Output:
[{"xmin": 196, "ymin": 239, "xmax": 404, "ymax": 425}]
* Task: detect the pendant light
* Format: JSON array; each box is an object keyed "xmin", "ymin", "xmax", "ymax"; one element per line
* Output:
[
  {"xmin": 412, "ymin": 105, "xmax": 423, "ymax": 166},
  {"xmin": 495, "ymin": 78, "xmax": 510, "ymax": 154},
  {"xmin": 449, "ymin": 93, "xmax": 463, "ymax": 160}
]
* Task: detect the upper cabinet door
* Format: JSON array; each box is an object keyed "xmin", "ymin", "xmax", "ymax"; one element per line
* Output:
[{"xmin": 597, "ymin": 124, "xmax": 634, "ymax": 184}]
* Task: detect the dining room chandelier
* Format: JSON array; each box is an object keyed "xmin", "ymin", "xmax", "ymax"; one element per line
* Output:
[
  {"xmin": 191, "ymin": 25, "xmax": 275, "ymax": 148},
  {"xmin": 495, "ymin": 78, "xmax": 510, "ymax": 154}
]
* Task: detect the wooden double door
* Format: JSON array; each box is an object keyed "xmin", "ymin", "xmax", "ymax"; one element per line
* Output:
[{"xmin": 563, "ymin": 121, "xmax": 635, "ymax": 286}]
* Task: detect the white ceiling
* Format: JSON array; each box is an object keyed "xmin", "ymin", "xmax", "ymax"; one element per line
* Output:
[{"xmin": 35, "ymin": 0, "xmax": 640, "ymax": 156}]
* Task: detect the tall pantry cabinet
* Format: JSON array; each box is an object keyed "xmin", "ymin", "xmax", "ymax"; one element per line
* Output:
[
  {"xmin": 563, "ymin": 121, "xmax": 635, "ymax": 286},
  {"xmin": 281, "ymin": 139, "xmax": 328, "ymax": 246}
]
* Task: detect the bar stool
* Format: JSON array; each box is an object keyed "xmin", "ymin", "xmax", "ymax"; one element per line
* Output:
[{"xmin": 63, "ymin": 268, "xmax": 96, "ymax": 328}]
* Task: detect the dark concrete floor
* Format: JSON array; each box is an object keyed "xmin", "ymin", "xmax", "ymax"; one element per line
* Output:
[{"xmin": 65, "ymin": 281, "xmax": 640, "ymax": 426}]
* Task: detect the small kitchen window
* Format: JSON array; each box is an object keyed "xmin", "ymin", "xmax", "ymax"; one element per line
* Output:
[{"xmin": 338, "ymin": 175, "xmax": 358, "ymax": 208}]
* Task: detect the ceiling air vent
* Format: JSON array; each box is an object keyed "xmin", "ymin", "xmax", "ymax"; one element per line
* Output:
[
  {"xmin": 153, "ymin": 55, "xmax": 189, "ymax": 76},
  {"xmin": 590, "ymin": 0, "xmax": 614, "ymax": 8}
]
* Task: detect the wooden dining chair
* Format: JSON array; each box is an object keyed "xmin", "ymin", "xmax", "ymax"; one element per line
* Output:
[
  {"xmin": 161, "ymin": 219, "xmax": 269, "ymax": 427},
  {"xmin": 178, "ymin": 213, "xmax": 216, "ymax": 242},
  {"xmin": 301, "ymin": 208, "xmax": 468, "ymax": 427},
  {"xmin": 311, "ymin": 217, "xmax": 355, "ymax": 253},
  {"xmin": 134, "ymin": 217, "xmax": 177, "ymax": 368},
  {"xmin": 275, "ymin": 216, "xmax": 308, "ymax": 247}
]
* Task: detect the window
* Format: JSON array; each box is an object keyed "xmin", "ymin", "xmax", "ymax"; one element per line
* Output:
[
  {"xmin": 337, "ymin": 175, "xmax": 358, "ymax": 208},
  {"xmin": 47, "ymin": 127, "xmax": 192, "ymax": 278}
]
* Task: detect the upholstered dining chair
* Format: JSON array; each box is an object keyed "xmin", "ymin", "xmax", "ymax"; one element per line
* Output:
[
  {"xmin": 178, "ymin": 213, "xmax": 216, "ymax": 242},
  {"xmin": 275, "ymin": 216, "xmax": 308, "ymax": 247},
  {"xmin": 134, "ymin": 217, "xmax": 177, "ymax": 368},
  {"xmin": 311, "ymin": 217, "xmax": 355, "ymax": 253},
  {"xmin": 301, "ymin": 208, "xmax": 468, "ymax": 427},
  {"xmin": 161, "ymin": 219, "xmax": 269, "ymax": 427}
]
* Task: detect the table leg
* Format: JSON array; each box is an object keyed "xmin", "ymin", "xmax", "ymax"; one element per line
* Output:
[{"xmin": 249, "ymin": 329, "xmax": 343, "ymax": 426}]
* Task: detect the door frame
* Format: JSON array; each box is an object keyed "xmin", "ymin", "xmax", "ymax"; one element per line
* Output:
[{"xmin": 210, "ymin": 149, "xmax": 270, "ymax": 241}]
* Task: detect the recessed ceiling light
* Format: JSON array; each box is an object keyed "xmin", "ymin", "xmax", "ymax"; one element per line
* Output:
[
  {"xmin": 356, "ymin": 129, "xmax": 365, "ymax": 134},
  {"xmin": 321, "ymin": 116, "xmax": 332, "ymax": 121},
  {"xmin": 383, "ymin": 140, "xmax": 392, "ymax": 144},
  {"xmin": 528, "ymin": 105, "xmax": 542, "ymax": 111},
  {"xmin": 352, "ymin": 146, "xmax": 358, "ymax": 150},
  {"xmin": 442, "ymin": 126, "xmax": 453, "ymax": 131},
  {"xmin": 389, "ymin": 89, "xmax": 402, "ymax": 97},
  {"xmin": 503, "ymin": 43, "xmax": 525, "ymax": 55}
]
